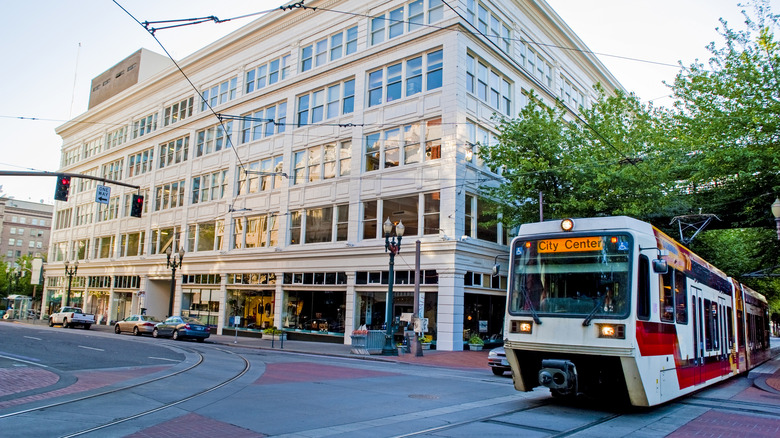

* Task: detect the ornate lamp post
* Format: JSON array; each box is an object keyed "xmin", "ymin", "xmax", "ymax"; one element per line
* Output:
[
  {"xmin": 382, "ymin": 218, "xmax": 404, "ymax": 356},
  {"xmin": 772, "ymin": 198, "xmax": 780, "ymax": 240},
  {"xmin": 64, "ymin": 259, "xmax": 78, "ymax": 307},
  {"xmin": 166, "ymin": 247, "xmax": 185, "ymax": 317}
]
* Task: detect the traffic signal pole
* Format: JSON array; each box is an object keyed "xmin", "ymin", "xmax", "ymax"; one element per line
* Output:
[{"xmin": 0, "ymin": 170, "xmax": 141, "ymax": 191}]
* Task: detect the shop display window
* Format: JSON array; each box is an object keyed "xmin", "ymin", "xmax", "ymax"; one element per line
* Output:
[
  {"xmin": 225, "ymin": 289, "xmax": 275, "ymax": 330},
  {"xmin": 283, "ymin": 290, "xmax": 346, "ymax": 334}
]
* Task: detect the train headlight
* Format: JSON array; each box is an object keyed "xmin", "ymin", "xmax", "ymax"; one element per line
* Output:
[
  {"xmin": 561, "ymin": 218, "xmax": 574, "ymax": 232},
  {"xmin": 510, "ymin": 320, "xmax": 533, "ymax": 334},
  {"xmin": 597, "ymin": 323, "xmax": 625, "ymax": 339}
]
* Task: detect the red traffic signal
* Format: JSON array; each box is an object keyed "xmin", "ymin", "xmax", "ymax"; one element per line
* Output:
[
  {"xmin": 130, "ymin": 194, "xmax": 144, "ymax": 218},
  {"xmin": 54, "ymin": 175, "xmax": 71, "ymax": 201}
]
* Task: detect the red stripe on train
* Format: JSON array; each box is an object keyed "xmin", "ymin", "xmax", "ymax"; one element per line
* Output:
[
  {"xmin": 636, "ymin": 320, "xmax": 677, "ymax": 356},
  {"xmin": 636, "ymin": 321, "xmax": 732, "ymax": 390}
]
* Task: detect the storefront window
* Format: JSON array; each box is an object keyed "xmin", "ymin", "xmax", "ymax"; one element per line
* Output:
[
  {"xmin": 182, "ymin": 289, "xmax": 220, "ymax": 326},
  {"xmin": 463, "ymin": 293, "xmax": 504, "ymax": 343},
  {"xmin": 86, "ymin": 291, "xmax": 110, "ymax": 324},
  {"xmin": 283, "ymin": 290, "xmax": 345, "ymax": 334},
  {"xmin": 225, "ymin": 289, "xmax": 275, "ymax": 330},
  {"xmin": 112, "ymin": 292, "xmax": 133, "ymax": 323}
]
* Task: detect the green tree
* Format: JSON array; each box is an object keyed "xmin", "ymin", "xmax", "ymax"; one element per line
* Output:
[
  {"xmin": 670, "ymin": 1, "xmax": 780, "ymax": 228},
  {"xmin": 479, "ymin": 89, "xmax": 675, "ymax": 226}
]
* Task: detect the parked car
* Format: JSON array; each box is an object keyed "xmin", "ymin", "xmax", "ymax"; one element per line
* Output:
[
  {"xmin": 49, "ymin": 306, "xmax": 95, "ymax": 329},
  {"xmin": 488, "ymin": 346, "xmax": 511, "ymax": 376},
  {"xmin": 114, "ymin": 315, "xmax": 161, "ymax": 336},
  {"xmin": 153, "ymin": 316, "xmax": 210, "ymax": 342}
]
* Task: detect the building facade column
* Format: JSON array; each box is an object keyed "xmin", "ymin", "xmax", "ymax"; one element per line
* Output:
[
  {"xmin": 435, "ymin": 267, "xmax": 466, "ymax": 351},
  {"xmin": 343, "ymin": 272, "xmax": 356, "ymax": 345}
]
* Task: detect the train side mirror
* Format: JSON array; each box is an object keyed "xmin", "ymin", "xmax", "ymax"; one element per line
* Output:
[
  {"xmin": 492, "ymin": 263, "xmax": 500, "ymax": 277},
  {"xmin": 652, "ymin": 259, "xmax": 668, "ymax": 274}
]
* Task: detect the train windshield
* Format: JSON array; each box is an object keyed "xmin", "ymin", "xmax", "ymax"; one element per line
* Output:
[{"xmin": 508, "ymin": 234, "xmax": 632, "ymax": 318}]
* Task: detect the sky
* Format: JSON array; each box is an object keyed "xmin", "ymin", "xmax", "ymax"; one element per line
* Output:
[{"xmin": 0, "ymin": 0, "xmax": 776, "ymax": 204}]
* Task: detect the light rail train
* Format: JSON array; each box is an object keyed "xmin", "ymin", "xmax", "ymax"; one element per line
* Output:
[{"xmin": 503, "ymin": 216, "xmax": 771, "ymax": 406}]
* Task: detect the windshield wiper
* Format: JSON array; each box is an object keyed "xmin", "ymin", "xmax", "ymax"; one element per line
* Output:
[
  {"xmin": 582, "ymin": 294, "xmax": 606, "ymax": 326},
  {"xmin": 520, "ymin": 285, "xmax": 541, "ymax": 325}
]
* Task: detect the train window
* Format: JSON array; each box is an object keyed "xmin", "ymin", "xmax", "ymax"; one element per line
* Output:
[
  {"xmin": 660, "ymin": 270, "xmax": 674, "ymax": 322},
  {"xmin": 704, "ymin": 298, "xmax": 713, "ymax": 351},
  {"xmin": 637, "ymin": 255, "xmax": 650, "ymax": 320},
  {"xmin": 674, "ymin": 270, "xmax": 687, "ymax": 324},
  {"xmin": 712, "ymin": 301, "xmax": 719, "ymax": 351}
]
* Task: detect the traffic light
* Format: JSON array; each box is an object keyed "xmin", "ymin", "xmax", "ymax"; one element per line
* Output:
[
  {"xmin": 54, "ymin": 175, "xmax": 71, "ymax": 201},
  {"xmin": 130, "ymin": 194, "xmax": 144, "ymax": 218}
]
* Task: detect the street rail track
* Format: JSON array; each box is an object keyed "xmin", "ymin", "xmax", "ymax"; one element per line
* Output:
[{"xmin": 0, "ymin": 343, "xmax": 251, "ymax": 438}]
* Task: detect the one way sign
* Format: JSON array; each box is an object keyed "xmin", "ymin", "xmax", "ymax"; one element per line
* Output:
[{"xmin": 96, "ymin": 185, "xmax": 111, "ymax": 204}]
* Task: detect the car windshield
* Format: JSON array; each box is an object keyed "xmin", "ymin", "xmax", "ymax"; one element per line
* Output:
[
  {"xmin": 508, "ymin": 233, "xmax": 632, "ymax": 318},
  {"xmin": 182, "ymin": 317, "xmax": 204, "ymax": 325},
  {"xmin": 142, "ymin": 316, "xmax": 160, "ymax": 322}
]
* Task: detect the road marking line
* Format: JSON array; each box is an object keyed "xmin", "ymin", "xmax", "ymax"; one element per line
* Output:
[
  {"xmin": 0, "ymin": 353, "xmax": 49, "ymax": 368},
  {"xmin": 78, "ymin": 346, "xmax": 104, "ymax": 351},
  {"xmin": 148, "ymin": 356, "xmax": 179, "ymax": 362},
  {"xmin": 23, "ymin": 336, "xmax": 42, "ymax": 341}
]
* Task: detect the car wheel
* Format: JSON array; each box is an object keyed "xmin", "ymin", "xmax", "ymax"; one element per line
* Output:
[
  {"xmin": 491, "ymin": 368, "xmax": 505, "ymax": 376},
  {"xmin": 49, "ymin": 318, "xmax": 54, "ymax": 327},
  {"xmin": 62, "ymin": 319, "xmax": 69, "ymax": 329},
  {"xmin": 133, "ymin": 327, "xmax": 140, "ymax": 336},
  {"xmin": 197, "ymin": 337, "xmax": 205, "ymax": 343},
  {"xmin": 115, "ymin": 325, "xmax": 122, "ymax": 334},
  {"xmin": 153, "ymin": 328, "xmax": 159, "ymax": 338},
  {"xmin": 172, "ymin": 330, "xmax": 180, "ymax": 341},
  {"xmin": 83, "ymin": 324, "xmax": 91, "ymax": 330}
]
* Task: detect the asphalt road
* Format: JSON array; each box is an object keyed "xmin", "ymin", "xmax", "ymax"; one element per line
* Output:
[{"xmin": 1, "ymin": 322, "xmax": 779, "ymax": 437}]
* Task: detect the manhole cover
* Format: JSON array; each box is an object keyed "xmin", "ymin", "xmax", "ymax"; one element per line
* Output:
[{"xmin": 409, "ymin": 394, "xmax": 439, "ymax": 400}]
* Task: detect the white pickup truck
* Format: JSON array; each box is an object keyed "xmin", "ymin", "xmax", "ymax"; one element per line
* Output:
[{"xmin": 49, "ymin": 306, "xmax": 95, "ymax": 330}]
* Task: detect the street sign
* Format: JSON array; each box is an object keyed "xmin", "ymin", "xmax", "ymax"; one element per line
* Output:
[{"xmin": 96, "ymin": 185, "xmax": 111, "ymax": 204}]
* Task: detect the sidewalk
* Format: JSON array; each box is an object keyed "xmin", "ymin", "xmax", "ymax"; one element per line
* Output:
[{"xmin": 206, "ymin": 328, "xmax": 492, "ymax": 371}]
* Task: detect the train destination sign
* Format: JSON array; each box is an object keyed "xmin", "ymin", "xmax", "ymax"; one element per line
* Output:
[{"xmin": 537, "ymin": 236, "xmax": 603, "ymax": 253}]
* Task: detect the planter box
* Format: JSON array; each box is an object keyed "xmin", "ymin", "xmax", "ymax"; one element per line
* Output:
[
  {"xmin": 421, "ymin": 343, "xmax": 431, "ymax": 350},
  {"xmin": 350, "ymin": 334, "xmax": 369, "ymax": 355},
  {"xmin": 468, "ymin": 343, "xmax": 483, "ymax": 351}
]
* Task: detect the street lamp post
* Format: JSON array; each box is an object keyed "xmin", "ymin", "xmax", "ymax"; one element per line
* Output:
[
  {"xmin": 64, "ymin": 259, "xmax": 78, "ymax": 307},
  {"xmin": 772, "ymin": 198, "xmax": 780, "ymax": 240},
  {"xmin": 166, "ymin": 247, "xmax": 185, "ymax": 317},
  {"xmin": 382, "ymin": 218, "xmax": 404, "ymax": 356}
]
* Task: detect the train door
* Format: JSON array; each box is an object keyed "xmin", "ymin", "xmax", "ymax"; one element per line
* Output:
[
  {"xmin": 691, "ymin": 286, "xmax": 704, "ymax": 386},
  {"xmin": 718, "ymin": 297, "xmax": 728, "ymax": 375}
]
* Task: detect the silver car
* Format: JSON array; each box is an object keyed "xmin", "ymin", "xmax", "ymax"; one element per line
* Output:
[
  {"xmin": 488, "ymin": 346, "xmax": 511, "ymax": 376},
  {"xmin": 114, "ymin": 315, "xmax": 161, "ymax": 336}
]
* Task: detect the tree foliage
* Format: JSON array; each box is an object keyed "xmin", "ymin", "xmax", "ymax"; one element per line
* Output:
[
  {"xmin": 670, "ymin": 1, "xmax": 780, "ymax": 228},
  {"xmin": 479, "ymin": 88, "xmax": 676, "ymax": 226},
  {"xmin": 478, "ymin": 1, "xmax": 780, "ymax": 307}
]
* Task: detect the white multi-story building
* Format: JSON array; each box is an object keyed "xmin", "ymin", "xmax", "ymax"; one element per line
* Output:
[{"xmin": 48, "ymin": 0, "xmax": 621, "ymax": 350}]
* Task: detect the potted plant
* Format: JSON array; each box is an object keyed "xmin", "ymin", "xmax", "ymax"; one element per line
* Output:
[
  {"xmin": 263, "ymin": 326, "xmax": 286, "ymax": 341},
  {"xmin": 468, "ymin": 334, "xmax": 484, "ymax": 351},
  {"xmin": 419, "ymin": 335, "xmax": 433, "ymax": 350}
]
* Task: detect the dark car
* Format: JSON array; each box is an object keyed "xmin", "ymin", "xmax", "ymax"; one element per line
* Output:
[
  {"xmin": 153, "ymin": 316, "xmax": 210, "ymax": 342},
  {"xmin": 488, "ymin": 346, "xmax": 511, "ymax": 376},
  {"xmin": 115, "ymin": 314, "xmax": 161, "ymax": 336}
]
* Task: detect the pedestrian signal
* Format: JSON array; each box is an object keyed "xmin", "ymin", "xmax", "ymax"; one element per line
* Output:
[
  {"xmin": 130, "ymin": 194, "xmax": 144, "ymax": 218},
  {"xmin": 54, "ymin": 175, "xmax": 71, "ymax": 201}
]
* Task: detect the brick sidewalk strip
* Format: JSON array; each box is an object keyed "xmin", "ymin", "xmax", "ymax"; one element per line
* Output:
[
  {"xmin": 0, "ymin": 365, "xmax": 171, "ymax": 410},
  {"xmin": 0, "ymin": 367, "xmax": 59, "ymax": 397},
  {"xmin": 125, "ymin": 412, "xmax": 265, "ymax": 438},
  {"xmin": 667, "ymin": 410, "xmax": 780, "ymax": 438}
]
